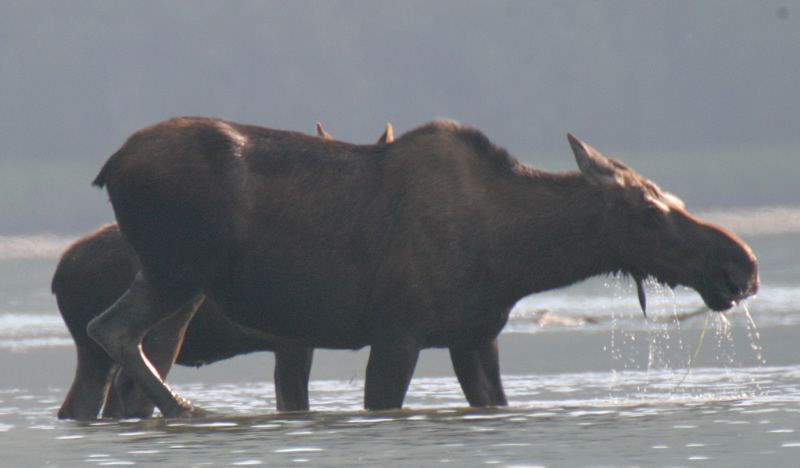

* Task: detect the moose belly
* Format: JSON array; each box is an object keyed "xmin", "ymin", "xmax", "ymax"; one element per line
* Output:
[{"xmin": 207, "ymin": 274, "xmax": 373, "ymax": 349}]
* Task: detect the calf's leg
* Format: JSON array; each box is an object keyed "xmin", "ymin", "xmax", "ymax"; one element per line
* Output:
[
  {"xmin": 57, "ymin": 345, "xmax": 118, "ymax": 420},
  {"xmin": 100, "ymin": 372, "xmax": 126, "ymax": 418},
  {"xmin": 87, "ymin": 272, "xmax": 205, "ymax": 418},
  {"xmin": 274, "ymin": 347, "xmax": 314, "ymax": 412},
  {"xmin": 364, "ymin": 334, "xmax": 421, "ymax": 410},
  {"xmin": 449, "ymin": 338, "xmax": 508, "ymax": 407}
]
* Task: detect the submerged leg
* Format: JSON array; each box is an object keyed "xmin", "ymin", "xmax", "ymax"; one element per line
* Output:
[
  {"xmin": 364, "ymin": 334, "xmax": 421, "ymax": 410},
  {"xmin": 102, "ymin": 298, "xmax": 202, "ymax": 419},
  {"xmin": 274, "ymin": 346, "xmax": 314, "ymax": 412},
  {"xmin": 87, "ymin": 272, "xmax": 205, "ymax": 418},
  {"xmin": 449, "ymin": 338, "xmax": 508, "ymax": 407}
]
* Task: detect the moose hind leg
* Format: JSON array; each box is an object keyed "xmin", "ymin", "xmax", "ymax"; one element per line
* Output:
[
  {"xmin": 103, "ymin": 298, "xmax": 202, "ymax": 419},
  {"xmin": 449, "ymin": 338, "xmax": 508, "ymax": 407},
  {"xmin": 364, "ymin": 334, "xmax": 421, "ymax": 410},
  {"xmin": 87, "ymin": 272, "xmax": 205, "ymax": 418}
]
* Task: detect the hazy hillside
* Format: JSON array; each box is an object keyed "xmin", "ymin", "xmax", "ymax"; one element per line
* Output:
[{"xmin": 1, "ymin": 1, "xmax": 798, "ymax": 233}]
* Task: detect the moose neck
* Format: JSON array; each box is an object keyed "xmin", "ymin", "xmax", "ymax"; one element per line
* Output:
[{"xmin": 490, "ymin": 170, "xmax": 621, "ymax": 305}]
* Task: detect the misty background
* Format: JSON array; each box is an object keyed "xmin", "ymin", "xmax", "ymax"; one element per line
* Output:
[{"xmin": 1, "ymin": 1, "xmax": 798, "ymax": 235}]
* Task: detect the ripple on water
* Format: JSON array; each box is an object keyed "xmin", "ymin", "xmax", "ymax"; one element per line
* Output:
[{"xmin": 1, "ymin": 357, "xmax": 799, "ymax": 466}]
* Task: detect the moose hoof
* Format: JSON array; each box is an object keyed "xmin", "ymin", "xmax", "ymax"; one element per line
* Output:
[
  {"xmin": 161, "ymin": 397, "xmax": 212, "ymax": 419},
  {"xmin": 184, "ymin": 405, "xmax": 214, "ymax": 418},
  {"xmin": 162, "ymin": 405, "xmax": 213, "ymax": 419}
]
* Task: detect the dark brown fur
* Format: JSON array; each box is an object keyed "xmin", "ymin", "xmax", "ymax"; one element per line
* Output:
[
  {"xmin": 52, "ymin": 224, "xmax": 312, "ymax": 420},
  {"xmin": 54, "ymin": 122, "xmax": 395, "ymax": 420},
  {"xmin": 89, "ymin": 117, "xmax": 758, "ymax": 416}
]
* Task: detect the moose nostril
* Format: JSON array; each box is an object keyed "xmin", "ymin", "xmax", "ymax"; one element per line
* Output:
[
  {"xmin": 724, "ymin": 277, "xmax": 743, "ymax": 297},
  {"xmin": 724, "ymin": 259, "xmax": 758, "ymax": 297}
]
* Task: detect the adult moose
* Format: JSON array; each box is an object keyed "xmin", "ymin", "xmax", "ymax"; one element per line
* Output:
[
  {"xmin": 55, "ymin": 123, "xmax": 394, "ymax": 420},
  {"xmin": 89, "ymin": 117, "xmax": 758, "ymax": 417}
]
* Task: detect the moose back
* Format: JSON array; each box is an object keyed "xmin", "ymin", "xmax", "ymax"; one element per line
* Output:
[
  {"xmin": 54, "ymin": 122, "xmax": 393, "ymax": 420},
  {"xmin": 89, "ymin": 117, "xmax": 758, "ymax": 417}
]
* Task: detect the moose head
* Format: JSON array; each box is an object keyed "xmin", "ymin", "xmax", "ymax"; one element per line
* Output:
[{"xmin": 568, "ymin": 133, "xmax": 759, "ymax": 314}]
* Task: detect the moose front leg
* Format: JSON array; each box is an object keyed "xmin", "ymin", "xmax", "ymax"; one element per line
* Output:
[
  {"xmin": 364, "ymin": 333, "xmax": 421, "ymax": 410},
  {"xmin": 274, "ymin": 346, "xmax": 314, "ymax": 412},
  {"xmin": 87, "ymin": 272, "xmax": 206, "ymax": 418},
  {"xmin": 449, "ymin": 337, "xmax": 508, "ymax": 407}
]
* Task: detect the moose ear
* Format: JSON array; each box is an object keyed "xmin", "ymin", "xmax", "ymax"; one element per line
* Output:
[
  {"xmin": 316, "ymin": 122, "xmax": 333, "ymax": 140},
  {"xmin": 567, "ymin": 132, "xmax": 626, "ymax": 188},
  {"xmin": 377, "ymin": 123, "xmax": 394, "ymax": 144}
]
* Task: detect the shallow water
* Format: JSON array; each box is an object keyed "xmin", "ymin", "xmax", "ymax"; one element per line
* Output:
[
  {"xmin": 3, "ymin": 367, "xmax": 800, "ymax": 465},
  {"xmin": 1, "ymin": 209, "xmax": 799, "ymax": 466}
]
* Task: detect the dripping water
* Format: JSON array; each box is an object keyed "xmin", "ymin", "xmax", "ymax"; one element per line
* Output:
[
  {"xmin": 602, "ymin": 276, "xmax": 767, "ymax": 399},
  {"xmin": 742, "ymin": 301, "xmax": 765, "ymax": 365}
]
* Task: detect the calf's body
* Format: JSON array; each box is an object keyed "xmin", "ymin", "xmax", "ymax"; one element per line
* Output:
[{"xmin": 53, "ymin": 224, "xmax": 312, "ymax": 419}]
